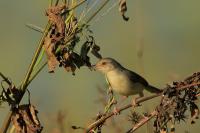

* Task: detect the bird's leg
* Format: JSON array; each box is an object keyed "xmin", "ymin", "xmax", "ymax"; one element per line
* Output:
[
  {"xmin": 113, "ymin": 96, "xmax": 128, "ymax": 115},
  {"xmin": 131, "ymin": 97, "xmax": 139, "ymax": 106},
  {"xmin": 132, "ymin": 92, "xmax": 144, "ymax": 106}
]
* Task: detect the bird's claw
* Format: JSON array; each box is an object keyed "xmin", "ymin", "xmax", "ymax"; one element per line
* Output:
[
  {"xmin": 131, "ymin": 97, "xmax": 140, "ymax": 107},
  {"xmin": 113, "ymin": 107, "xmax": 120, "ymax": 115}
]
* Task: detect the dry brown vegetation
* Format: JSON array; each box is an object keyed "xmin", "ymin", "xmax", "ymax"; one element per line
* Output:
[{"xmin": 0, "ymin": 0, "xmax": 199, "ymax": 133}]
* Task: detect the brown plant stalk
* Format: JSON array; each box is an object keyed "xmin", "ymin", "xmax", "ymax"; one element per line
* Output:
[
  {"xmin": 85, "ymin": 82, "xmax": 200, "ymax": 133},
  {"xmin": 127, "ymin": 91, "xmax": 200, "ymax": 133}
]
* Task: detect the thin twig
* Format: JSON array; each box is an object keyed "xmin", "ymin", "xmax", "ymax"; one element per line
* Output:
[
  {"xmin": 126, "ymin": 110, "xmax": 157, "ymax": 133},
  {"xmin": 26, "ymin": 23, "xmax": 43, "ymax": 33},
  {"xmin": 85, "ymin": 82, "xmax": 200, "ymax": 132},
  {"xmin": 27, "ymin": 62, "xmax": 47, "ymax": 85},
  {"xmin": 0, "ymin": 72, "xmax": 11, "ymax": 85},
  {"xmin": 85, "ymin": 93, "xmax": 161, "ymax": 133},
  {"xmin": 21, "ymin": 22, "xmax": 50, "ymax": 91}
]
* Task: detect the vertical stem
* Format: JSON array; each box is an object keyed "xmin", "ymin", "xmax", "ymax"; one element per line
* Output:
[
  {"xmin": 28, "ymin": 62, "xmax": 47, "ymax": 85},
  {"xmin": 21, "ymin": 23, "xmax": 50, "ymax": 91},
  {"xmin": 0, "ymin": 22, "xmax": 50, "ymax": 133}
]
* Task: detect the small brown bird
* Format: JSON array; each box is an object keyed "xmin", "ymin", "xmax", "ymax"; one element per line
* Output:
[{"xmin": 94, "ymin": 57, "xmax": 162, "ymax": 108}]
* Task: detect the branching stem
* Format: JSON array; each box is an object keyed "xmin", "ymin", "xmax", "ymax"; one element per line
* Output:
[{"xmin": 85, "ymin": 82, "xmax": 200, "ymax": 133}]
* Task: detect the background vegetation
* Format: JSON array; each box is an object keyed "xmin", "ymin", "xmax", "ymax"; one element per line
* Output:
[{"xmin": 0, "ymin": 0, "xmax": 200, "ymax": 132}]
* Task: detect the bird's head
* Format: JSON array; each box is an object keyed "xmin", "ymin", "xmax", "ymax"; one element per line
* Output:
[{"xmin": 94, "ymin": 58, "xmax": 123, "ymax": 74}]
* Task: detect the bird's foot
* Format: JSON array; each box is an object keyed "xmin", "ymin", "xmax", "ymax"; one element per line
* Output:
[
  {"xmin": 131, "ymin": 97, "xmax": 140, "ymax": 107},
  {"xmin": 113, "ymin": 106, "xmax": 120, "ymax": 115}
]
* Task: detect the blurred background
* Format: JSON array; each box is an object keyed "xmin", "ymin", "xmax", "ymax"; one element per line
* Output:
[{"xmin": 0, "ymin": 0, "xmax": 200, "ymax": 132}]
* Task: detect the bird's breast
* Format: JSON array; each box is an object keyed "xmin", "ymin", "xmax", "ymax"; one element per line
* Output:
[{"xmin": 106, "ymin": 70, "xmax": 143, "ymax": 96}]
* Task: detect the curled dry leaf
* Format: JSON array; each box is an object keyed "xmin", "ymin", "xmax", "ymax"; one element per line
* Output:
[
  {"xmin": 91, "ymin": 44, "xmax": 102, "ymax": 59},
  {"xmin": 80, "ymin": 36, "xmax": 102, "ymax": 65},
  {"xmin": 119, "ymin": 0, "xmax": 129, "ymax": 21},
  {"xmin": 11, "ymin": 104, "xmax": 43, "ymax": 133},
  {"xmin": 46, "ymin": 4, "xmax": 66, "ymax": 34},
  {"xmin": 58, "ymin": 52, "xmax": 79, "ymax": 74},
  {"xmin": 43, "ymin": 3, "xmax": 101, "ymax": 74},
  {"xmin": 43, "ymin": 36, "xmax": 59, "ymax": 73}
]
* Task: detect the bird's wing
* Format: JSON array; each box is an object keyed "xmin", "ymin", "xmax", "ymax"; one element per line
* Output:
[
  {"xmin": 124, "ymin": 69, "xmax": 162, "ymax": 93},
  {"xmin": 124, "ymin": 69, "xmax": 149, "ymax": 86}
]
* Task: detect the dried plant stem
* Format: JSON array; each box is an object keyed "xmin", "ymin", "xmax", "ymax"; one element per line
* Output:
[
  {"xmin": 85, "ymin": 93, "xmax": 161, "ymax": 133},
  {"xmin": 26, "ymin": 23, "xmax": 44, "ymax": 33},
  {"xmin": 28, "ymin": 62, "xmax": 47, "ymax": 85},
  {"xmin": 21, "ymin": 23, "xmax": 50, "ymax": 91},
  {"xmin": 85, "ymin": 82, "xmax": 200, "ymax": 133},
  {"xmin": 0, "ymin": 22, "xmax": 51, "ymax": 133}
]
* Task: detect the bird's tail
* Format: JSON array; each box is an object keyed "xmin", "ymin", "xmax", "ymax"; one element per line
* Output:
[{"xmin": 146, "ymin": 85, "xmax": 162, "ymax": 93}]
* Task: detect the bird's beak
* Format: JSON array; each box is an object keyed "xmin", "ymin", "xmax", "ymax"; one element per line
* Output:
[
  {"xmin": 92, "ymin": 64, "xmax": 102, "ymax": 71},
  {"xmin": 91, "ymin": 64, "xmax": 97, "ymax": 71}
]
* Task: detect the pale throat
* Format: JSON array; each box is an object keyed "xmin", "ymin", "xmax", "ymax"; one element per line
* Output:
[{"xmin": 106, "ymin": 68, "xmax": 130, "ymax": 93}]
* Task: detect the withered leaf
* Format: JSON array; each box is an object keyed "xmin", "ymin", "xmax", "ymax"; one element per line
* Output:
[
  {"xmin": 80, "ymin": 36, "xmax": 101, "ymax": 67},
  {"xmin": 46, "ymin": 4, "xmax": 66, "ymax": 34},
  {"xmin": 91, "ymin": 44, "xmax": 102, "ymax": 59},
  {"xmin": 119, "ymin": 0, "xmax": 129, "ymax": 21},
  {"xmin": 30, "ymin": 105, "xmax": 40, "ymax": 125},
  {"xmin": 0, "ymin": 83, "xmax": 22, "ymax": 107},
  {"xmin": 62, "ymin": 53, "xmax": 77, "ymax": 74},
  {"xmin": 80, "ymin": 41, "xmax": 91, "ymax": 60},
  {"xmin": 11, "ymin": 104, "xmax": 43, "ymax": 133},
  {"xmin": 64, "ymin": 61, "xmax": 76, "ymax": 75},
  {"xmin": 71, "ymin": 52, "xmax": 85, "ymax": 68},
  {"xmin": 43, "ymin": 37, "xmax": 59, "ymax": 73},
  {"xmin": 12, "ymin": 113, "xmax": 23, "ymax": 133}
]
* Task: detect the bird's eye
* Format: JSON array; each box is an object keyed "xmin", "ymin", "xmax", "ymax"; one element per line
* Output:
[{"xmin": 102, "ymin": 62, "xmax": 106, "ymax": 65}]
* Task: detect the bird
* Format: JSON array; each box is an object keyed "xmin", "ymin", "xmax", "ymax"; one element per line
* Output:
[{"xmin": 94, "ymin": 57, "xmax": 162, "ymax": 106}]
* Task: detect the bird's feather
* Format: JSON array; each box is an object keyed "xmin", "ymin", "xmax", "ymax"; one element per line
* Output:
[
  {"xmin": 124, "ymin": 69, "xmax": 148, "ymax": 86},
  {"xmin": 146, "ymin": 85, "xmax": 162, "ymax": 93},
  {"xmin": 124, "ymin": 69, "xmax": 162, "ymax": 93}
]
